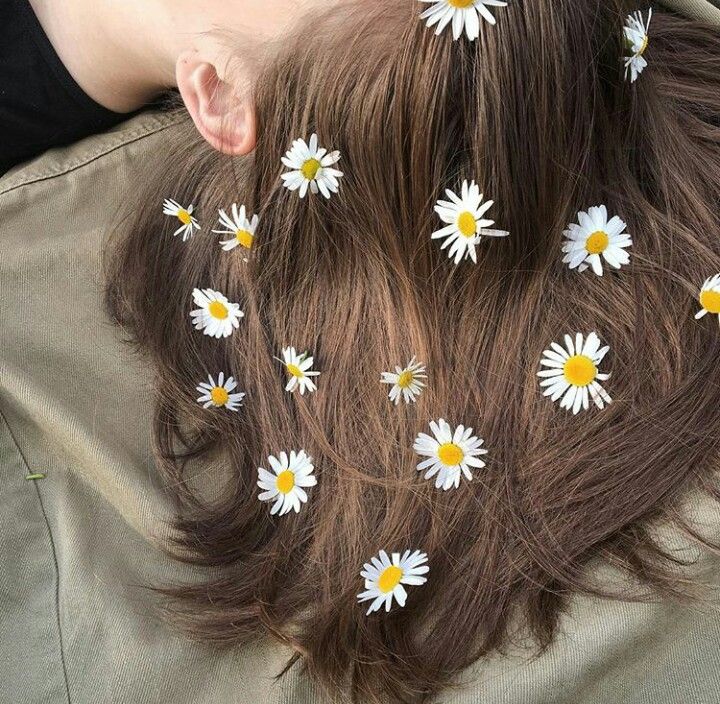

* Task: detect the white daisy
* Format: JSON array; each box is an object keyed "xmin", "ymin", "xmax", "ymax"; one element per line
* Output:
[
  {"xmin": 163, "ymin": 198, "xmax": 201, "ymax": 241},
  {"xmin": 278, "ymin": 347, "xmax": 321, "ymax": 395},
  {"xmin": 357, "ymin": 550, "xmax": 429, "ymax": 615},
  {"xmin": 419, "ymin": 0, "xmax": 508, "ymax": 39},
  {"xmin": 624, "ymin": 9, "xmax": 652, "ymax": 83},
  {"xmin": 413, "ymin": 419, "xmax": 488, "ymax": 491},
  {"xmin": 190, "ymin": 288, "xmax": 244, "ymax": 339},
  {"xmin": 538, "ymin": 332, "xmax": 612, "ymax": 414},
  {"xmin": 695, "ymin": 274, "xmax": 720, "ymax": 325},
  {"xmin": 562, "ymin": 206, "xmax": 632, "ymax": 276},
  {"xmin": 257, "ymin": 450, "xmax": 317, "ymax": 516},
  {"xmin": 381, "ymin": 357, "xmax": 427, "ymax": 405},
  {"xmin": 280, "ymin": 134, "xmax": 343, "ymax": 199},
  {"xmin": 213, "ymin": 203, "xmax": 259, "ymax": 255},
  {"xmin": 196, "ymin": 372, "xmax": 245, "ymax": 411},
  {"xmin": 431, "ymin": 180, "xmax": 509, "ymax": 264}
]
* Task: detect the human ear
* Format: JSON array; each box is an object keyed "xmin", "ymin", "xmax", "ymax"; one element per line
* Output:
[{"xmin": 175, "ymin": 50, "xmax": 257, "ymax": 156}]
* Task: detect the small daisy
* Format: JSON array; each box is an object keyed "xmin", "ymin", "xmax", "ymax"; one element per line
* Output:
[
  {"xmin": 257, "ymin": 450, "xmax": 317, "ymax": 516},
  {"xmin": 562, "ymin": 206, "xmax": 632, "ymax": 276},
  {"xmin": 213, "ymin": 203, "xmax": 259, "ymax": 255},
  {"xmin": 357, "ymin": 550, "xmax": 429, "ymax": 615},
  {"xmin": 431, "ymin": 180, "xmax": 509, "ymax": 264},
  {"xmin": 538, "ymin": 332, "xmax": 612, "ymax": 414},
  {"xmin": 163, "ymin": 198, "xmax": 201, "ymax": 242},
  {"xmin": 190, "ymin": 288, "xmax": 244, "ymax": 339},
  {"xmin": 278, "ymin": 347, "xmax": 321, "ymax": 395},
  {"xmin": 381, "ymin": 357, "xmax": 427, "ymax": 405},
  {"xmin": 419, "ymin": 0, "xmax": 508, "ymax": 39},
  {"xmin": 413, "ymin": 419, "xmax": 488, "ymax": 491},
  {"xmin": 196, "ymin": 372, "xmax": 245, "ymax": 411},
  {"xmin": 695, "ymin": 274, "xmax": 720, "ymax": 325},
  {"xmin": 624, "ymin": 9, "xmax": 652, "ymax": 83},
  {"xmin": 280, "ymin": 134, "xmax": 343, "ymax": 199}
]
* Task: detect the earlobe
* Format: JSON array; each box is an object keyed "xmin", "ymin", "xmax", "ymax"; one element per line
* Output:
[{"xmin": 176, "ymin": 51, "xmax": 257, "ymax": 156}]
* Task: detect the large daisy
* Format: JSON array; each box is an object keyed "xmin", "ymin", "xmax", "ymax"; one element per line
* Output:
[
  {"xmin": 257, "ymin": 450, "xmax": 316, "ymax": 516},
  {"xmin": 538, "ymin": 332, "xmax": 612, "ymax": 414},
  {"xmin": 381, "ymin": 357, "xmax": 427, "ymax": 405},
  {"xmin": 432, "ymin": 180, "xmax": 509, "ymax": 264},
  {"xmin": 279, "ymin": 347, "xmax": 321, "ymax": 395},
  {"xmin": 419, "ymin": 0, "xmax": 508, "ymax": 39},
  {"xmin": 413, "ymin": 419, "xmax": 488, "ymax": 491},
  {"xmin": 163, "ymin": 198, "xmax": 201, "ymax": 241},
  {"xmin": 196, "ymin": 372, "xmax": 245, "ymax": 411},
  {"xmin": 280, "ymin": 134, "xmax": 343, "ymax": 199},
  {"xmin": 357, "ymin": 550, "xmax": 429, "ymax": 615},
  {"xmin": 190, "ymin": 288, "xmax": 244, "ymax": 339},
  {"xmin": 562, "ymin": 206, "xmax": 632, "ymax": 276},
  {"xmin": 624, "ymin": 9, "xmax": 652, "ymax": 83},
  {"xmin": 695, "ymin": 274, "xmax": 720, "ymax": 326},
  {"xmin": 213, "ymin": 203, "xmax": 259, "ymax": 254}
]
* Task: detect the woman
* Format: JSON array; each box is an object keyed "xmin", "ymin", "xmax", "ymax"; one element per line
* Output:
[{"xmin": 3, "ymin": 1, "xmax": 720, "ymax": 703}]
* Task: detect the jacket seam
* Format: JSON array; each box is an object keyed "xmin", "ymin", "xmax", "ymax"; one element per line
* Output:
[
  {"xmin": 0, "ymin": 114, "xmax": 183, "ymax": 199},
  {"xmin": 0, "ymin": 406, "xmax": 72, "ymax": 704}
]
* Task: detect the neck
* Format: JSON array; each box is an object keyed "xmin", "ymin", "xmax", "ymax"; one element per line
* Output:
[{"xmin": 27, "ymin": 0, "xmax": 179, "ymax": 113}]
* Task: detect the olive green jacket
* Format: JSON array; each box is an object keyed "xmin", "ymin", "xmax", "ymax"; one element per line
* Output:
[
  {"xmin": 2, "ymin": 3, "xmax": 720, "ymax": 702},
  {"xmin": 668, "ymin": 0, "xmax": 720, "ymax": 21}
]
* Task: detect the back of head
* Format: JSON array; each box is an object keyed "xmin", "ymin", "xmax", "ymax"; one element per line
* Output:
[{"xmin": 107, "ymin": 1, "xmax": 720, "ymax": 701}]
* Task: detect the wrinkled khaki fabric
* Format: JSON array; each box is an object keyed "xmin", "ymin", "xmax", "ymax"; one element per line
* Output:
[
  {"xmin": 667, "ymin": 0, "xmax": 720, "ymax": 22},
  {"xmin": 2, "ymin": 5, "xmax": 720, "ymax": 703}
]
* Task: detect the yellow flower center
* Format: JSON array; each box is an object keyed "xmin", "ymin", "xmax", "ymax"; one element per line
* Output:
[
  {"xmin": 208, "ymin": 301, "xmax": 229, "ymax": 320},
  {"xmin": 639, "ymin": 34, "xmax": 649, "ymax": 55},
  {"xmin": 563, "ymin": 355, "xmax": 597, "ymax": 387},
  {"xmin": 210, "ymin": 386, "xmax": 229, "ymax": 406},
  {"xmin": 235, "ymin": 229, "xmax": 254, "ymax": 249},
  {"xmin": 397, "ymin": 370, "xmax": 414, "ymax": 389},
  {"xmin": 287, "ymin": 363, "xmax": 305, "ymax": 378},
  {"xmin": 301, "ymin": 158, "xmax": 322, "ymax": 180},
  {"xmin": 700, "ymin": 289, "xmax": 720, "ymax": 314},
  {"xmin": 177, "ymin": 209, "xmax": 192, "ymax": 225},
  {"xmin": 585, "ymin": 230, "xmax": 609, "ymax": 255},
  {"xmin": 457, "ymin": 211, "xmax": 477, "ymax": 238},
  {"xmin": 377, "ymin": 565, "xmax": 404, "ymax": 594},
  {"xmin": 448, "ymin": 0, "xmax": 475, "ymax": 7},
  {"xmin": 437, "ymin": 442, "xmax": 464, "ymax": 466},
  {"xmin": 276, "ymin": 470, "xmax": 295, "ymax": 495}
]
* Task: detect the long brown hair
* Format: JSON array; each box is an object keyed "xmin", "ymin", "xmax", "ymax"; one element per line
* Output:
[{"xmin": 106, "ymin": 1, "xmax": 720, "ymax": 701}]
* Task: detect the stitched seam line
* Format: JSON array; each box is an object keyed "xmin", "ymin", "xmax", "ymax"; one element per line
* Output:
[
  {"xmin": 0, "ymin": 113, "xmax": 184, "ymax": 198},
  {"xmin": 0, "ymin": 406, "xmax": 71, "ymax": 704}
]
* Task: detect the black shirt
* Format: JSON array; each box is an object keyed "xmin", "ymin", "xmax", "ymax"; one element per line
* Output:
[{"xmin": 1, "ymin": 0, "xmax": 132, "ymax": 175}]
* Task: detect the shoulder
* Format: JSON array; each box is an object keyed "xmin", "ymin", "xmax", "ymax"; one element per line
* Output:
[
  {"xmin": 662, "ymin": 0, "xmax": 720, "ymax": 23},
  {"xmin": 0, "ymin": 110, "xmax": 184, "ymax": 202}
]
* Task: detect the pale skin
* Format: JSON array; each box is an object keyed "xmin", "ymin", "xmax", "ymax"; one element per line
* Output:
[{"xmin": 27, "ymin": 0, "xmax": 336, "ymax": 154}]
